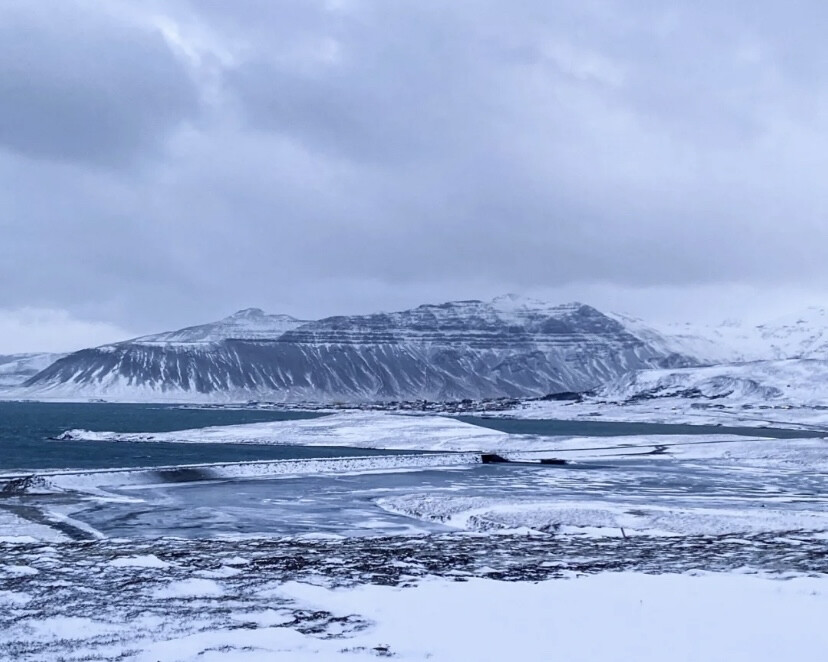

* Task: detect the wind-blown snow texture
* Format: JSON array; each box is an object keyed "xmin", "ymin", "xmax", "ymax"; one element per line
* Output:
[{"xmin": 19, "ymin": 296, "xmax": 695, "ymax": 402}]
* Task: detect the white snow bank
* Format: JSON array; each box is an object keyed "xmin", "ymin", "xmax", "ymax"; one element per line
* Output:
[
  {"xmin": 377, "ymin": 495, "xmax": 828, "ymax": 536},
  {"xmin": 109, "ymin": 554, "xmax": 170, "ymax": 569},
  {"xmin": 57, "ymin": 412, "xmax": 516, "ymax": 451},
  {"xmin": 503, "ymin": 435, "xmax": 828, "ymax": 469},
  {"xmin": 54, "ymin": 412, "xmax": 798, "ymax": 456},
  {"xmin": 153, "ymin": 578, "xmax": 224, "ymax": 599},
  {"xmin": 1, "ymin": 452, "xmax": 480, "ymax": 496},
  {"xmin": 137, "ymin": 573, "xmax": 828, "ymax": 661}
]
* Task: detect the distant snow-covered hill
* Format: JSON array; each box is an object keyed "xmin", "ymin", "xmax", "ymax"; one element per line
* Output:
[
  {"xmin": 596, "ymin": 359, "xmax": 828, "ymax": 406},
  {"xmin": 614, "ymin": 307, "xmax": 828, "ymax": 364},
  {"xmin": 17, "ymin": 296, "xmax": 697, "ymax": 402},
  {"xmin": 0, "ymin": 353, "xmax": 66, "ymax": 388}
]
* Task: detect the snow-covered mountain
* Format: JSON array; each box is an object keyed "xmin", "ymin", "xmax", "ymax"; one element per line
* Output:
[
  {"xmin": 0, "ymin": 353, "xmax": 66, "ymax": 388},
  {"xmin": 596, "ymin": 359, "xmax": 828, "ymax": 406},
  {"xmin": 614, "ymin": 307, "xmax": 828, "ymax": 364},
  {"xmin": 131, "ymin": 308, "xmax": 307, "ymax": 344},
  {"xmin": 17, "ymin": 296, "xmax": 697, "ymax": 402}
]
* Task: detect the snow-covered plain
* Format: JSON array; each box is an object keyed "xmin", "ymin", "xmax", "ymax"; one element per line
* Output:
[{"xmin": 133, "ymin": 573, "xmax": 828, "ymax": 662}]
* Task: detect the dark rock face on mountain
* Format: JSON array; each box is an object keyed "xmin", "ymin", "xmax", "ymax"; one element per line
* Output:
[{"xmin": 22, "ymin": 297, "xmax": 696, "ymax": 402}]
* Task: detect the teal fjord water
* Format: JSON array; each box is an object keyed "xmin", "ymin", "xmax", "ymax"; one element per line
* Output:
[
  {"xmin": 2, "ymin": 402, "xmax": 819, "ymax": 474},
  {"xmin": 0, "ymin": 402, "xmax": 370, "ymax": 473}
]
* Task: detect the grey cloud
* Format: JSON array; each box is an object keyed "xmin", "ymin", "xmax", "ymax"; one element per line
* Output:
[
  {"xmin": 0, "ymin": 0, "xmax": 199, "ymax": 166},
  {"xmin": 223, "ymin": 5, "xmax": 490, "ymax": 165},
  {"xmin": 2, "ymin": 0, "xmax": 828, "ymax": 345}
]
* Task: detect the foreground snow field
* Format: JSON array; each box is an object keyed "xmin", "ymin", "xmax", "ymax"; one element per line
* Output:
[
  {"xmin": 2, "ymin": 533, "xmax": 827, "ymax": 661},
  {"xmin": 133, "ymin": 574, "xmax": 828, "ymax": 661}
]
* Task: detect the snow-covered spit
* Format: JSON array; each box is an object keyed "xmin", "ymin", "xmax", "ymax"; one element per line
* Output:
[
  {"xmin": 56, "ymin": 412, "xmax": 515, "ymax": 451},
  {"xmin": 53, "ymin": 411, "xmax": 773, "ymax": 457},
  {"xmin": 0, "ymin": 452, "xmax": 480, "ymax": 497}
]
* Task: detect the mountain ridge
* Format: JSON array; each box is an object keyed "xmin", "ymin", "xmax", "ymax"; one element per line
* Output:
[{"xmin": 16, "ymin": 296, "xmax": 696, "ymax": 402}]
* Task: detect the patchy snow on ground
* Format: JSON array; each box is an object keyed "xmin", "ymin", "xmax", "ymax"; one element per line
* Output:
[{"xmin": 3, "ymin": 532, "xmax": 827, "ymax": 661}]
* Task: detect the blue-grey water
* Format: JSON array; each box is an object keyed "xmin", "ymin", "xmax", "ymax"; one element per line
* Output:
[
  {"xmin": 2, "ymin": 402, "xmax": 818, "ymax": 473},
  {"xmin": 1, "ymin": 402, "xmax": 824, "ymax": 542},
  {"xmin": 0, "ymin": 402, "xmax": 382, "ymax": 472}
]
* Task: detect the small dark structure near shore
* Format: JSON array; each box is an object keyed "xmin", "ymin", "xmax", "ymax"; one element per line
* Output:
[{"xmin": 481, "ymin": 453, "xmax": 567, "ymax": 466}]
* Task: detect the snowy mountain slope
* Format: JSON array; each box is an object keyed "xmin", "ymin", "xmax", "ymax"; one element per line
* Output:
[
  {"xmin": 131, "ymin": 308, "xmax": 307, "ymax": 344},
  {"xmin": 755, "ymin": 307, "xmax": 828, "ymax": 358},
  {"xmin": 597, "ymin": 358, "xmax": 828, "ymax": 407},
  {"xmin": 18, "ymin": 297, "xmax": 697, "ymax": 402},
  {"xmin": 615, "ymin": 306, "xmax": 828, "ymax": 363},
  {"xmin": 0, "ymin": 353, "xmax": 65, "ymax": 388},
  {"xmin": 607, "ymin": 312, "xmax": 738, "ymax": 364}
]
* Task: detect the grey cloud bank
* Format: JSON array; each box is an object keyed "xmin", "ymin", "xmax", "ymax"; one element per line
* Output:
[{"xmin": 1, "ymin": 0, "xmax": 827, "ymax": 352}]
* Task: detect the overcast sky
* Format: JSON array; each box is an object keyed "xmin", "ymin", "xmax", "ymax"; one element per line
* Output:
[{"xmin": 2, "ymin": 0, "xmax": 828, "ymax": 353}]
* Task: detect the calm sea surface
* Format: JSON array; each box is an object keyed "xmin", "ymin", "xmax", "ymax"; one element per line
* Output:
[
  {"xmin": 2, "ymin": 402, "xmax": 818, "ymax": 474},
  {"xmin": 0, "ymin": 402, "xmax": 378, "ymax": 472}
]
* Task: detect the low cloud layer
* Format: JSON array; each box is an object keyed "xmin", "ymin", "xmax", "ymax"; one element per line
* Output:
[
  {"xmin": 0, "ymin": 308, "xmax": 132, "ymax": 354},
  {"xmin": 2, "ymin": 0, "xmax": 827, "ymax": 350}
]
